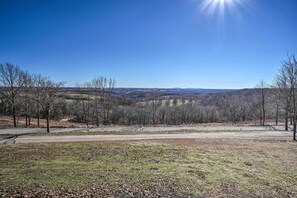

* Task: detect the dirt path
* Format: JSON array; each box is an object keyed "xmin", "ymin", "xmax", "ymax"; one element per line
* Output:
[
  {"xmin": 0, "ymin": 131, "xmax": 291, "ymax": 144},
  {"xmin": 0, "ymin": 125, "xmax": 278, "ymax": 135}
]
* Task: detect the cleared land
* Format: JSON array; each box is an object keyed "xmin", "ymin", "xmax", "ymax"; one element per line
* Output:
[
  {"xmin": 0, "ymin": 125, "xmax": 270, "ymax": 135},
  {"xmin": 0, "ymin": 124, "xmax": 291, "ymax": 145},
  {"xmin": 1, "ymin": 136, "xmax": 297, "ymax": 197},
  {"xmin": 0, "ymin": 131, "xmax": 291, "ymax": 144},
  {"xmin": 0, "ymin": 125, "xmax": 296, "ymax": 197}
]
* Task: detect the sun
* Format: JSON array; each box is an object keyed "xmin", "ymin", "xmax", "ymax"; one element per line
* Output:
[
  {"xmin": 198, "ymin": 0, "xmax": 246, "ymax": 17},
  {"xmin": 214, "ymin": 0, "xmax": 233, "ymax": 4}
]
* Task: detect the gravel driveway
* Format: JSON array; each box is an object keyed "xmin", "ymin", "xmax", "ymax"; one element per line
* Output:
[
  {"xmin": 0, "ymin": 129, "xmax": 292, "ymax": 144},
  {"xmin": 0, "ymin": 125, "xmax": 276, "ymax": 135}
]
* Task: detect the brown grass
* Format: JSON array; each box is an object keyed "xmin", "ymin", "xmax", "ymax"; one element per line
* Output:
[
  {"xmin": 0, "ymin": 116, "xmax": 85, "ymax": 128},
  {"xmin": 0, "ymin": 137, "xmax": 297, "ymax": 197}
]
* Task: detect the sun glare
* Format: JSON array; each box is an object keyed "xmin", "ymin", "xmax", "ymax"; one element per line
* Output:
[{"xmin": 198, "ymin": 0, "xmax": 248, "ymax": 17}]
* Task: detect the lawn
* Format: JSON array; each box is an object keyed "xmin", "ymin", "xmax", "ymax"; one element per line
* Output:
[{"xmin": 0, "ymin": 138, "xmax": 296, "ymax": 197}]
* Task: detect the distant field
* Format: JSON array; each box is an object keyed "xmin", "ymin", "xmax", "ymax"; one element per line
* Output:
[
  {"xmin": 1, "ymin": 138, "xmax": 296, "ymax": 197},
  {"xmin": 0, "ymin": 116, "xmax": 84, "ymax": 128}
]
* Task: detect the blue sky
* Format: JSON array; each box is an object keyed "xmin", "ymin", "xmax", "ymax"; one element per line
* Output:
[{"xmin": 0, "ymin": 0, "xmax": 296, "ymax": 88}]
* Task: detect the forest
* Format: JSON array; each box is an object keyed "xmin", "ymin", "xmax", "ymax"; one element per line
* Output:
[{"xmin": 0, "ymin": 54, "xmax": 297, "ymax": 140}]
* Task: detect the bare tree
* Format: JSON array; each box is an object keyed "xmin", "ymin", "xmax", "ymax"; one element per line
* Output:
[
  {"xmin": 88, "ymin": 77, "xmax": 116, "ymax": 126},
  {"xmin": 0, "ymin": 63, "xmax": 25, "ymax": 127},
  {"xmin": 222, "ymin": 96, "xmax": 246, "ymax": 123},
  {"xmin": 75, "ymin": 82, "xmax": 92, "ymax": 127},
  {"xmin": 90, "ymin": 77, "xmax": 103, "ymax": 127},
  {"xmin": 39, "ymin": 79, "xmax": 64, "ymax": 132},
  {"xmin": 102, "ymin": 78, "xmax": 116, "ymax": 124},
  {"xmin": 272, "ymin": 90, "xmax": 280, "ymax": 126},
  {"xmin": 149, "ymin": 89, "xmax": 160, "ymax": 125},
  {"xmin": 275, "ymin": 54, "xmax": 297, "ymax": 140},
  {"xmin": 275, "ymin": 68, "xmax": 291, "ymax": 131},
  {"xmin": 255, "ymin": 80, "xmax": 268, "ymax": 126},
  {"xmin": 0, "ymin": 96, "xmax": 8, "ymax": 116},
  {"xmin": 32, "ymin": 74, "xmax": 47, "ymax": 127},
  {"xmin": 22, "ymin": 72, "xmax": 33, "ymax": 127}
]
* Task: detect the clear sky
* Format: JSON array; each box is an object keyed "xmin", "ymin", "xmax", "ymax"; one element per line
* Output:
[{"xmin": 0, "ymin": 0, "xmax": 296, "ymax": 88}]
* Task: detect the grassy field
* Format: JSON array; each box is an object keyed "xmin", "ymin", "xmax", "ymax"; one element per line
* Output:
[{"xmin": 0, "ymin": 138, "xmax": 297, "ymax": 197}]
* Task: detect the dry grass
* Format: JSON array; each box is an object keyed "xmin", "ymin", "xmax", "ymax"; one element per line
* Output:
[
  {"xmin": 0, "ymin": 138, "xmax": 296, "ymax": 197},
  {"xmin": 0, "ymin": 116, "xmax": 84, "ymax": 128}
]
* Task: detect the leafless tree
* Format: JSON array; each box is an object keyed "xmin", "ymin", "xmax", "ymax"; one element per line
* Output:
[
  {"xmin": 255, "ymin": 80, "xmax": 268, "ymax": 126},
  {"xmin": 102, "ymin": 78, "xmax": 116, "ymax": 124},
  {"xmin": 39, "ymin": 79, "xmax": 64, "ymax": 132},
  {"xmin": 149, "ymin": 89, "xmax": 161, "ymax": 125},
  {"xmin": 0, "ymin": 63, "xmax": 25, "ymax": 127},
  {"xmin": 0, "ymin": 96, "xmax": 7, "ymax": 116},
  {"xmin": 270, "ymin": 88, "xmax": 281, "ymax": 126},
  {"xmin": 91, "ymin": 77, "xmax": 103, "ymax": 126},
  {"xmin": 275, "ymin": 54, "xmax": 297, "ymax": 140},
  {"xmin": 87, "ymin": 76, "xmax": 116, "ymax": 126},
  {"xmin": 75, "ymin": 82, "xmax": 93, "ymax": 127},
  {"xmin": 22, "ymin": 72, "xmax": 34, "ymax": 127},
  {"xmin": 32, "ymin": 74, "xmax": 47, "ymax": 127},
  {"xmin": 275, "ymin": 69, "xmax": 291, "ymax": 131},
  {"xmin": 222, "ymin": 95, "xmax": 248, "ymax": 123}
]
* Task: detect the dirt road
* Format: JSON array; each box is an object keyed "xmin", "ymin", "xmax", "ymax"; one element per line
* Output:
[
  {"xmin": 1, "ymin": 130, "xmax": 291, "ymax": 144},
  {"xmin": 0, "ymin": 125, "xmax": 282, "ymax": 135}
]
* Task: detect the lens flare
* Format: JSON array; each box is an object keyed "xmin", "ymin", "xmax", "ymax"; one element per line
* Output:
[
  {"xmin": 198, "ymin": 0, "xmax": 251, "ymax": 17},
  {"xmin": 195, "ymin": 0, "xmax": 254, "ymax": 48}
]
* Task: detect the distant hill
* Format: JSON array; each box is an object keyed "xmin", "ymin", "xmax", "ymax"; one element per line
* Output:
[
  {"xmin": 0, "ymin": 86, "xmax": 238, "ymax": 99},
  {"xmin": 112, "ymin": 88, "xmax": 237, "ymax": 98}
]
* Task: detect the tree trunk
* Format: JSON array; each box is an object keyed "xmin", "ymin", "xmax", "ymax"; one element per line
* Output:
[
  {"xmin": 293, "ymin": 115, "xmax": 296, "ymax": 141},
  {"xmin": 46, "ymin": 110, "xmax": 50, "ymax": 133},
  {"xmin": 37, "ymin": 103, "xmax": 40, "ymax": 127},
  {"xmin": 28, "ymin": 106, "xmax": 31, "ymax": 126},
  {"xmin": 25, "ymin": 114, "xmax": 28, "ymax": 127},
  {"xmin": 285, "ymin": 109, "xmax": 288, "ymax": 131},
  {"xmin": 275, "ymin": 104, "xmax": 279, "ymax": 126},
  {"xmin": 293, "ymin": 123, "xmax": 296, "ymax": 141},
  {"xmin": 293, "ymin": 87, "xmax": 296, "ymax": 140},
  {"xmin": 2, "ymin": 99, "xmax": 5, "ymax": 116},
  {"xmin": 95, "ymin": 99, "xmax": 100, "ymax": 127},
  {"xmin": 12, "ymin": 105, "xmax": 17, "ymax": 127},
  {"xmin": 96, "ymin": 115, "xmax": 99, "ymax": 127},
  {"xmin": 25, "ymin": 105, "xmax": 29, "ymax": 127},
  {"xmin": 261, "ymin": 88, "xmax": 265, "ymax": 126}
]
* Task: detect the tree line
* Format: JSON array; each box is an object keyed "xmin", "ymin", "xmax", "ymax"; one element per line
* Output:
[
  {"xmin": 0, "ymin": 54, "xmax": 297, "ymax": 140},
  {"xmin": 0, "ymin": 63, "xmax": 64, "ymax": 132}
]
